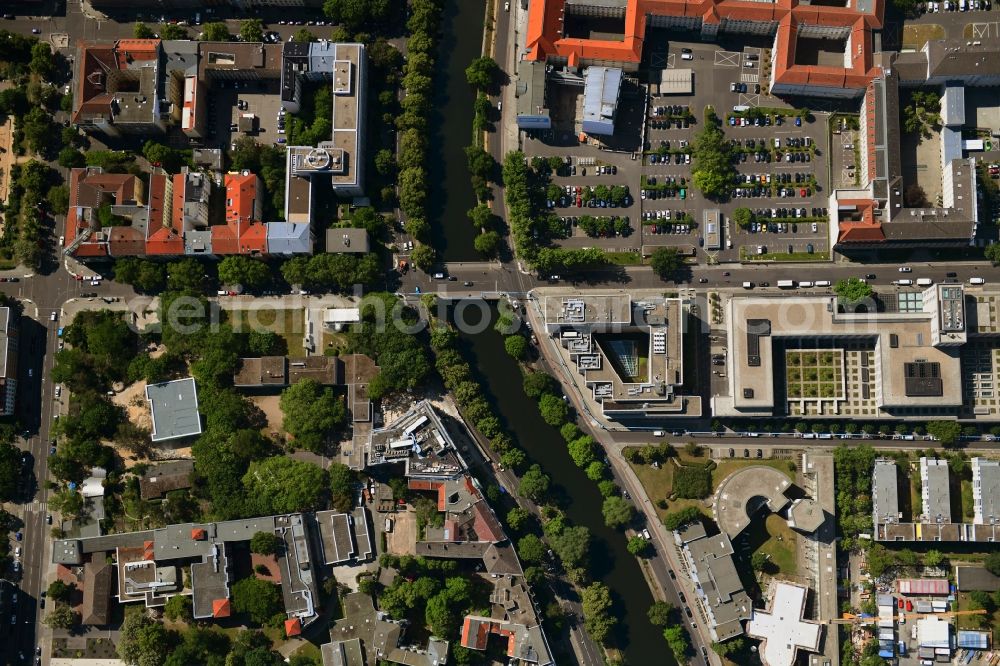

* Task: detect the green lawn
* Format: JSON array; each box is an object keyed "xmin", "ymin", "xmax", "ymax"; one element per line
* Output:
[
  {"xmin": 228, "ymin": 308, "xmax": 307, "ymax": 357},
  {"xmin": 604, "ymin": 251, "xmax": 644, "ymax": 265},
  {"xmin": 741, "ymin": 249, "xmax": 830, "ymax": 262},
  {"xmin": 744, "ymin": 513, "xmax": 798, "ymax": 577}
]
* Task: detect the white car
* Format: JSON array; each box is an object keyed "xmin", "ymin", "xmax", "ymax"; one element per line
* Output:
[
  {"xmin": 898, "ymin": 266, "xmax": 912, "ymax": 272},
  {"xmin": 50, "ymin": 312, "xmax": 57, "ymax": 322},
  {"xmin": 811, "ymin": 222, "xmax": 818, "ymax": 233},
  {"xmin": 681, "ymin": 52, "xmax": 694, "ymax": 61}
]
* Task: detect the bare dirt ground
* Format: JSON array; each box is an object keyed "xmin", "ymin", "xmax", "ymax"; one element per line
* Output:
[
  {"xmin": 0, "ymin": 116, "xmax": 15, "ymax": 230},
  {"xmin": 385, "ymin": 509, "xmax": 416, "ymax": 556},
  {"xmin": 112, "ymin": 380, "xmax": 152, "ymax": 433},
  {"xmin": 250, "ymin": 394, "xmax": 284, "ymax": 437}
]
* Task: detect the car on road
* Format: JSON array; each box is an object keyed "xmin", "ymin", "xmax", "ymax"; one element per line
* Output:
[
  {"xmin": 46, "ymin": 515, "xmax": 51, "ymax": 525},
  {"xmin": 31, "ymin": 28, "xmax": 40, "ymax": 34},
  {"xmin": 865, "ymin": 273, "xmax": 876, "ymax": 279},
  {"xmin": 15, "ymin": 531, "xmax": 21, "ymax": 541},
  {"xmin": 463, "ymin": 281, "xmax": 473, "ymax": 287},
  {"xmin": 432, "ymin": 272, "xmax": 446, "ymax": 280},
  {"xmin": 641, "ymin": 528, "xmax": 651, "ymax": 539},
  {"xmin": 899, "ymin": 266, "xmax": 912, "ymax": 273},
  {"xmin": 946, "ymin": 272, "xmax": 957, "ymax": 278},
  {"xmin": 50, "ymin": 311, "xmax": 57, "ymax": 321}
]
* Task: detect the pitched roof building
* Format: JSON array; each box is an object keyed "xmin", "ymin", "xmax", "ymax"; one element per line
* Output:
[
  {"xmin": 0, "ymin": 307, "xmax": 19, "ymax": 417},
  {"xmin": 73, "ymin": 39, "xmax": 165, "ymax": 135}
]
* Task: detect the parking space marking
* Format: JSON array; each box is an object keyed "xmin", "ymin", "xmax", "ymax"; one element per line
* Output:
[
  {"xmin": 970, "ymin": 22, "xmax": 998, "ymax": 38},
  {"xmin": 740, "ymin": 72, "xmax": 759, "ymax": 83},
  {"xmin": 665, "ymin": 53, "xmax": 676, "ymax": 68},
  {"xmin": 738, "ymin": 93, "xmax": 761, "ymax": 106},
  {"xmin": 715, "ymin": 51, "xmax": 740, "ymax": 67}
]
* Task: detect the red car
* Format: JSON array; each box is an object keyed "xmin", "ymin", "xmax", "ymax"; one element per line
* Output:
[
  {"xmin": 905, "ymin": 600, "xmax": 913, "ymax": 612},
  {"xmin": 897, "ymin": 598, "xmax": 904, "ymax": 609},
  {"xmin": 800, "ymin": 188, "xmax": 807, "ymax": 197}
]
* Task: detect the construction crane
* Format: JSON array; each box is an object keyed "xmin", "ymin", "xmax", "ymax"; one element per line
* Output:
[{"xmin": 827, "ymin": 609, "xmax": 988, "ymax": 625}]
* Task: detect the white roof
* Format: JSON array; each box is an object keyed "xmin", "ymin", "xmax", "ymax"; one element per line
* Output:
[
  {"xmin": 747, "ymin": 582, "xmax": 822, "ymax": 666},
  {"xmin": 917, "ymin": 617, "xmax": 951, "ymax": 648},
  {"xmin": 324, "ymin": 308, "xmax": 361, "ymax": 323}
]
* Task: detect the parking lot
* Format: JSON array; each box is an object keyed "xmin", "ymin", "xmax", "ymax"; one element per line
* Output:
[
  {"xmin": 523, "ymin": 34, "xmax": 836, "ymax": 264},
  {"xmin": 201, "ymin": 79, "xmax": 286, "ymax": 149}
]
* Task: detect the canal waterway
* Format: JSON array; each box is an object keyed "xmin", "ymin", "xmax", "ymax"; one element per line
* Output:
[
  {"xmin": 426, "ymin": 0, "xmax": 484, "ymax": 262},
  {"xmin": 452, "ymin": 303, "xmax": 674, "ymax": 664}
]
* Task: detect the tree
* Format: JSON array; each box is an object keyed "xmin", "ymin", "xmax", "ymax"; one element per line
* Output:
[
  {"xmin": 0, "ymin": 439, "xmax": 21, "ymax": 502},
  {"xmin": 986, "ymin": 242, "xmax": 1000, "ymax": 265},
  {"xmin": 663, "ymin": 625, "xmax": 690, "ymax": 662},
  {"xmin": 473, "ymin": 230, "xmax": 502, "ymax": 258},
  {"xmin": 519, "ymin": 464, "xmax": 550, "ymax": 501},
  {"xmin": 834, "ymin": 277, "xmax": 873, "ymax": 304},
  {"xmin": 904, "ymin": 183, "xmax": 929, "ymax": 207},
  {"xmin": 166, "ymin": 258, "xmax": 207, "ymax": 293},
  {"xmin": 517, "ymin": 534, "xmax": 547, "ymax": 564},
  {"xmin": 44, "ymin": 603, "xmax": 79, "ymax": 630},
  {"xmin": 672, "ymin": 465, "xmax": 711, "ymax": 499},
  {"xmin": 411, "ymin": 244, "xmax": 436, "ymax": 272},
  {"xmin": 663, "ymin": 506, "xmax": 703, "ymax": 531},
  {"xmin": 567, "ymin": 436, "xmax": 597, "ymax": 468},
  {"xmin": 581, "ymin": 583, "xmax": 616, "ymax": 644},
  {"xmin": 733, "ymin": 207, "xmax": 753, "ymax": 229},
  {"xmin": 926, "ymin": 420, "xmax": 963, "ymax": 447},
  {"xmin": 504, "ymin": 335, "xmax": 528, "ymax": 360},
  {"xmin": 160, "ymin": 24, "xmax": 188, "ymax": 40},
  {"xmin": 650, "ymin": 247, "xmax": 683, "ymax": 279},
  {"xmin": 29, "ymin": 42, "xmax": 55, "ymax": 81},
  {"xmin": 468, "ymin": 203, "xmax": 494, "ymax": 230},
  {"xmin": 279, "ymin": 380, "xmax": 347, "ymax": 453},
  {"xmin": 47, "ymin": 579, "xmax": 74, "ymax": 602},
  {"xmin": 647, "ymin": 601, "xmax": 674, "ymax": 626},
  {"xmin": 115, "ymin": 258, "xmax": 166, "ymax": 294},
  {"xmin": 538, "ymin": 393, "xmax": 569, "ymax": 426},
  {"xmin": 134, "ymin": 22, "xmax": 156, "ymax": 39},
  {"xmin": 691, "ymin": 108, "xmax": 733, "ymax": 199},
  {"xmin": 374, "ymin": 148, "xmax": 396, "ymax": 176},
  {"xmin": 550, "ymin": 525, "xmax": 590, "ymax": 570},
  {"xmin": 250, "ymin": 531, "xmax": 282, "ymax": 555},
  {"xmin": 200, "ymin": 22, "xmax": 231, "ymax": 41},
  {"xmin": 327, "ymin": 462, "xmax": 356, "ymax": 514},
  {"xmin": 218, "ymin": 256, "xmax": 270, "ymax": 291},
  {"xmin": 47, "ymin": 183, "xmax": 70, "ymax": 215},
  {"xmin": 232, "ymin": 578, "xmax": 282, "ymax": 626},
  {"xmin": 118, "ymin": 611, "xmax": 170, "ymax": 666},
  {"xmin": 465, "ymin": 56, "xmax": 500, "ymax": 91},
  {"xmin": 163, "ymin": 594, "xmax": 192, "ymax": 622},
  {"xmin": 602, "ymin": 496, "xmax": 635, "ymax": 529},
  {"xmin": 627, "ymin": 535, "xmax": 651, "ymax": 557},
  {"xmin": 751, "ymin": 551, "xmax": 769, "ymax": 572},
  {"xmin": 58, "ymin": 146, "xmax": 86, "ymax": 169},
  {"xmin": 523, "ymin": 372, "xmax": 558, "ymax": 399},
  {"xmin": 242, "ymin": 457, "xmax": 328, "ymax": 514},
  {"xmin": 506, "ymin": 507, "xmax": 531, "ymax": 533},
  {"xmin": 712, "ymin": 638, "xmax": 748, "ymax": 658},
  {"xmin": 984, "ymin": 552, "xmax": 1000, "ymax": 577},
  {"xmin": 239, "ymin": 19, "xmax": 264, "ymax": 43}
]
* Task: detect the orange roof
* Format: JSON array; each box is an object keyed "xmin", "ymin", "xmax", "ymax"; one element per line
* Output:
[
  {"xmin": 526, "ymin": 0, "xmax": 884, "ymax": 92},
  {"xmin": 226, "ymin": 172, "xmax": 259, "ymax": 226},
  {"xmin": 191, "ymin": 528, "xmax": 207, "ymax": 540},
  {"xmin": 838, "ymin": 224, "xmax": 885, "ymax": 243},
  {"xmin": 460, "ymin": 617, "xmax": 492, "ymax": 650},
  {"xmin": 212, "ymin": 598, "xmax": 231, "ymax": 618},
  {"xmin": 284, "ymin": 618, "xmax": 302, "ymax": 637},
  {"xmin": 408, "ymin": 479, "xmax": 448, "ymax": 511}
]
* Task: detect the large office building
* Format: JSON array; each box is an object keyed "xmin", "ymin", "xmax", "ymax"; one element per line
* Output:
[
  {"xmin": 716, "ymin": 284, "xmax": 980, "ymax": 421},
  {"xmin": 281, "ymin": 40, "xmax": 368, "ymax": 222},
  {"xmin": 73, "ymin": 39, "xmax": 165, "ymax": 135},
  {"xmin": 524, "ymin": 0, "xmax": 884, "ymax": 98},
  {"xmin": 542, "ymin": 294, "xmax": 700, "ymax": 420},
  {"xmin": 676, "ymin": 521, "xmax": 751, "ymax": 642}
]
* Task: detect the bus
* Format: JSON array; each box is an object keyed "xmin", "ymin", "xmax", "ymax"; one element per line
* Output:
[{"xmin": 777, "ymin": 280, "xmax": 796, "ymax": 289}]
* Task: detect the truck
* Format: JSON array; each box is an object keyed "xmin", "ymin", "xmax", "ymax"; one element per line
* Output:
[{"xmin": 777, "ymin": 280, "xmax": 796, "ymax": 289}]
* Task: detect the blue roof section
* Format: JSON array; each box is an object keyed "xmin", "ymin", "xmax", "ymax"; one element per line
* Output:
[
  {"xmin": 266, "ymin": 222, "xmax": 313, "ymax": 254},
  {"xmin": 942, "ymin": 85, "xmax": 965, "ymax": 127},
  {"xmin": 582, "ymin": 66, "xmax": 622, "ymax": 136},
  {"xmin": 942, "ymin": 126, "xmax": 963, "ymax": 165},
  {"xmin": 957, "ymin": 631, "xmax": 990, "ymax": 649}
]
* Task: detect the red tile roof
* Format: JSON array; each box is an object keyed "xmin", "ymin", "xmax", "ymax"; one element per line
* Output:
[
  {"xmin": 212, "ymin": 598, "xmax": 231, "ymax": 618},
  {"xmin": 284, "ymin": 618, "xmax": 302, "ymax": 637},
  {"xmin": 73, "ymin": 39, "xmax": 161, "ymax": 125},
  {"xmin": 526, "ymin": 0, "xmax": 884, "ymax": 92}
]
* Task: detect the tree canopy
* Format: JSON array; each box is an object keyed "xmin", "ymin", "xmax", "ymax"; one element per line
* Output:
[
  {"xmin": 650, "ymin": 247, "xmax": 683, "ymax": 279},
  {"xmin": 834, "ymin": 277, "xmax": 873, "ymax": 304},
  {"xmin": 200, "ymin": 22, "xmax": 231, "ymax": 41},
  {"xmin": 232, "ymin": 577, "xmax": 282, "ymax": 626},
  {"xmin": 242, "ymin": 457, "xmax": 328, "ymax": 514},
  {"xmin": 691, "ymin": 108, "xmax": 733, "ymax": 199},
  {"xmin": 279, "ymin": 380, "xmax": 347, "ymax": 453}
]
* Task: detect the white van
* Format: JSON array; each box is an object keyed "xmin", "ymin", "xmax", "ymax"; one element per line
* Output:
[
  {"xmin": 799, "ymin": 281, "xmax": 814, "ymax": 288},
  {"xmin": 894, "ymin": 279, "xmax": 913, "ymax": 286},
  {"xmin": 742, "ymin": 281, "xmax": 754, "ymax": 289},
  {"xmin": 733, "ymin": 105, "xmax": 749, "ymax": 113},
  {"xmin": 815, "ymin": 280, "xmax": 831, "ymax": 287},
  {"xmin": 916, "ymin": 278, "xmax": 934, "ymax": 286},
  {"xmin": 653, "ymin": 430, "xmax": 665, "ymax": 437},
  {"xmin": 970, "ymin": 276, "xmax": 986, "ymax": 285}
]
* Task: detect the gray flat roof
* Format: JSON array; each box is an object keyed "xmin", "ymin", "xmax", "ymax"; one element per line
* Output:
[
  {"xmin": 973, "ymin": 457, "xmax": 1000, "ymax": 524},
  {"xmin": 873, "ymin": 459, "xmax": 900, "ymax": 525},
  {"xmin": 144, "ymin": 378, "xmax": 202, "ymax": 442},
  {"xmin": 921, "ymin": 458, "xmax": 952, "ymax": 524}
]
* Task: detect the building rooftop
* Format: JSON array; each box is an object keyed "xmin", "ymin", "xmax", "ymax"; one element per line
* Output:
[
  {"xmin": 747, "ymin": 582, "xmax": 822, "ymax": 666},
  {"xmin": 920, "ymin": 457, "xmax": 952, "ymax": 524},
  {"xmin": 581, "ymin": 66, "xmax": 622, "ymax": 136},
  {"xmin": 679, "ymin": 527, "xmax": 752, "ymax": 642},
  {"xmin": 543, "ymin": 294, "xmax": 632, "ymax": 327},
  {"xmin": 326, "ymin": 227, "xmax": 370, "ymax": 253},
  {"xmin": 145, "ymin": 378, "xmax": 202, "ymax": 442},
  {"xmin": 73, "ymin": 39, "xmax": 162, "ymax": 127},
  {"xmin": 138, "ymin": 460, "xmax": 194, "ymax": 500},
  {"xmin": 973, "ymin": 457, "xmax": 1000, "ymax": 525},
  {"xmin": 873, "ymin": 459, "xmax": 900, "ymax": 526}
]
